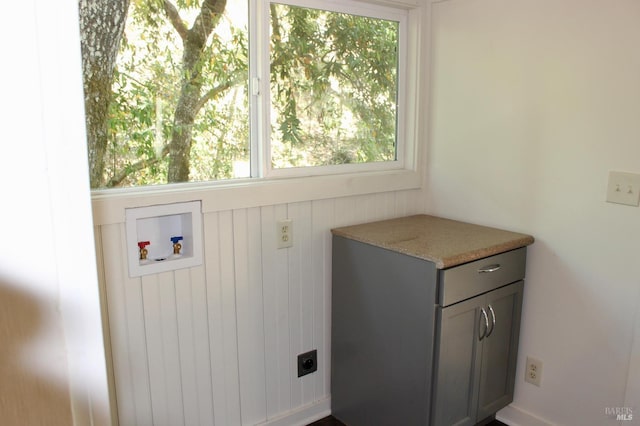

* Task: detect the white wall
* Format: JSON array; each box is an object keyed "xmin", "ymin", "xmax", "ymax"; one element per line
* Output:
[
  {"xmin": 0, "ymin": 0, "xmax": 111, "ymax": 424},
  {"xmin": 428, "ymin": 0, "xmax": 640, "ymax": 424}
]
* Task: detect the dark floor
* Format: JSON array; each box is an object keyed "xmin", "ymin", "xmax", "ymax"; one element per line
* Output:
[
  {"xmin": 307, "ymin": 417, "xmax": 345, "ymax": 426},
  {"xmin": 308, "ymin": 416, "xmax": 507, "ymax": 426}
]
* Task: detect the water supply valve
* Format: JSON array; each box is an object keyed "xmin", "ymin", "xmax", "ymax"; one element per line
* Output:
[
  {"xmin": 171, "ymin": 236, "xmax": 183, "ymax": 255},
  {"xmin": 138, "ymin": 241, "xmax": 150, "ymax": 260}
]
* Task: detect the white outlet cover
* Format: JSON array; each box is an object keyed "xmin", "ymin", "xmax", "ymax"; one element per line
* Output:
[
  {"xmin": 525, "ymin": 356, "xmax": 543, "ymax": 387},
  {"xmin": 606, "ymin": 171, "xmax": 640, "ymax": 206},
  {"xmin": 276, "ymin": 219, "xmax": 293, "ymax": 249}
]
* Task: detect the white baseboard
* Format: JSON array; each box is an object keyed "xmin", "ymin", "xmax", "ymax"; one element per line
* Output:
[
  {"xmin": 497, "ymin": 404, "xmax": 554, "ymax": 426},
  {"xmin": 255, "ymin": 397, "xmax": 331, "ymax": 426}
]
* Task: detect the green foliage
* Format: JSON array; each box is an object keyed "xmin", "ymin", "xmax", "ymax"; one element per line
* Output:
[
  {"xmin": 269, "ymin": 4, "xmax": 399, "ymax": 168},
  {"xmin": 103, "ymin": 0, "xmax": 249, "ymax": 187},
  {"xmin": 98, "ymin": 0, "xmax": 398, "ymax": 188}
]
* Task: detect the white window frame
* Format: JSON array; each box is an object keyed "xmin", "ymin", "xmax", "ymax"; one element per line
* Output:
[
  {"xmin": 255, "ymin": 0, "xmax": 409, "ymax": 179},
  {"xmin": 90, "ymin": 0, "xmax": 427, "ymax": 224}
]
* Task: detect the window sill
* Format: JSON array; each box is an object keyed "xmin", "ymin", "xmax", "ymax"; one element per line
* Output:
[{"xmin": 90, "ymin": 168, "xmax": 423, "ymax": 225}]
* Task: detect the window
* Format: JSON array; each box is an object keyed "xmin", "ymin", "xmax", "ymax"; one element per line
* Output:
[
  {"xmin": 266, "ymin": 2, "xmax": 401, "ymax": 174},
  {"xmin": 80, "ymin": 0, "xmax": 410, "ymax": 190}
]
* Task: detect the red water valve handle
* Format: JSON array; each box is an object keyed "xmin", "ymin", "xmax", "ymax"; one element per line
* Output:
[{"xmin": 138, "ymin": 241, "xmax": 150, "ymax": 249}]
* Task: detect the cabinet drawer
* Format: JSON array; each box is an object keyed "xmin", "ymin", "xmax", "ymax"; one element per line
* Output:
[{"xmin": 438, "ymin": 248, "xmax": 526, "ymax": 306}]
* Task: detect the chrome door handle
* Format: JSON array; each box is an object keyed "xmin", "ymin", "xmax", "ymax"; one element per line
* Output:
[
  {"xmin": 479, "ymin": 308, "xmax": 489, "ymax": 341},
  {"xmin": 478, "ymin": 264, "xmax": 501, "ymax": 273},
  {"xmin": 486, "ymin": 305, "xmax": 496, "ymax": 338}
]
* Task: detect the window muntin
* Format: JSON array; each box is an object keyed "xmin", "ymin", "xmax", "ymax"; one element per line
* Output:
[{"xmin": 82, "ymin": 0, "xmax": 407, "ymax": 190}]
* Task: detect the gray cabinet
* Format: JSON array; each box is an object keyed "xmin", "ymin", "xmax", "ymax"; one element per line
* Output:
[{"xmin": 330, "ymin": 216, "xmax": 531, "ymax": 426}]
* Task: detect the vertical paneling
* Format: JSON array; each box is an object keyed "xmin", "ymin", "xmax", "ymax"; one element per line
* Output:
[
  {"xmin": 159, "ymin": 271, "xmax": 186, "ymax": 425},
  {"xmin": 174, "ymin": 269, "xmax": 199, "ymax": 426},
  {"xmin": 234, "ymin": 208, "xmax": 267, "ymax": 425},
  {"xmin": 311, "ymin": 199, "xmax": 336, "ymax": 400},
  {"xmin": 287, "ymin": 203, "xmax": 303, "ymax": 410},
  {"xmin": 374, "ymin": 192, "xmax": 398, "ymax": 221},
  {"xmin": 288, "ymin": 201, "xmax": 315, "ymax": 407},
  {"xmin": 333, "ymin": 196, "xmax": 359, "ymax": 228},
  {"xmin": 142, "ymin": 271, "xmax": 185, "ymax": 426},
  {"xmin": 94, "ymin": 226, "xmax": 120, "ymax": 425},
  {"xmin": 261, "ymin": 204, "xmax": 291, "ymax": 418},
  {"xmin": 219, "ymin": 211, "xmax": 242, "ymax": 425},
  {"xmin": 204, "ymin": 211, "xmax": 242, "ymax": 426},
  {"xmin": 354, "ymin": 192, "xmax": 398, "ymax": 224},
  {"xmin": 101, "ymin": 223, "xmax": 153, "ymax": 426},
  {"xmin": 395, "ymin": 189, "xmax": 425, "ymax": 217},
  {"xmin": 140, "ymin": 274, "xmax": 164, "ymax": 425},
  {"xmin": 190, "ymin": 266, "xmax": 216, "ymax": 424},
  {"xmin": 175, "ymin": 266, "xmax": 215, "ymax": 426},
  {"xmin": 203, "ymin": 212, "xmax": 227, "ymax": 426},
  {"xmin": 100, "ymin": 189, "xmax": 426, "ymax": 426}
]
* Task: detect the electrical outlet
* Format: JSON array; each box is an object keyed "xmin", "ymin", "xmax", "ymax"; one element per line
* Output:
[
  {"xmin": 277, "ymin": 219, "xmax": 293, "ymax": 249},
  {"xmin": 297, "ymin": 349, "xmax": 317, "ymax": 377},
  {"xmin": 606, "ymin": 171, "xmax": 640, "ymax": 206},
  {"xmin": 525, "ymin": 356, "xmax": 542, "ymax": 386}
]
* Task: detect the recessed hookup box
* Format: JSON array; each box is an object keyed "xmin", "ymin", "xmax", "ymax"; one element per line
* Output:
[{"xmin": 125, "ymin": 200, "xmax": 203, "ymax": 277}]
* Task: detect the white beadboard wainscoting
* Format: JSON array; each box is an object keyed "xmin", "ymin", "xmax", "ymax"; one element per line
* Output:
[{"xmin": 95, "ymin": 190, "xmax": 425, "ymax": 426}]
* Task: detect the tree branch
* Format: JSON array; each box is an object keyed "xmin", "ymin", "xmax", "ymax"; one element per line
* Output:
[
  {"xmin": 106, "ymin": 145, "xmax": 169, "ymax": 187},
  {"xmin": 163, "ymin": 0, "xmax": 188, "ymax": 40},
  {"xmin": 190, "ymin": 0, "xmax": 227, "ymax": 47},
  {"xmin": 194, "ymin": 71, "xmax": 246, "ymax": 112}
]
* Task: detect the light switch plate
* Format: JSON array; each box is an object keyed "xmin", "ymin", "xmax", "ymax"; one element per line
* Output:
[{"xmin": 606, "ymin": 171, "xmax": 640, "ymax": 207}]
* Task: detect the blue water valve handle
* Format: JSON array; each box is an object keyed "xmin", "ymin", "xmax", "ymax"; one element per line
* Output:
[{"xmin": 171, "ymin": 236, "xmax": 184, "ymax": 255}]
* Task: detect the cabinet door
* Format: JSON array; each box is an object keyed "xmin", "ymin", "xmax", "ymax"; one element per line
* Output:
[
  {"xmin": 476, "ymin": 281, "xmax": 524, "ymax": 420},
  {"xmin": 432, "ymin": 296, "xmax": 484, "ymax": 426}
]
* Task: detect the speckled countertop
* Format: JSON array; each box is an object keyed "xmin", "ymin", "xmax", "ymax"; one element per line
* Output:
[{"xmin": 331, "ymin": 215, "xmax": 534, "ymax": 269}]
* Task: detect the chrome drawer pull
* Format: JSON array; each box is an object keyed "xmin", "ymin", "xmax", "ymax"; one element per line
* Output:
[{"xmin": 478, "ymin": 264, "xmax": 501, "ymax": 273}]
